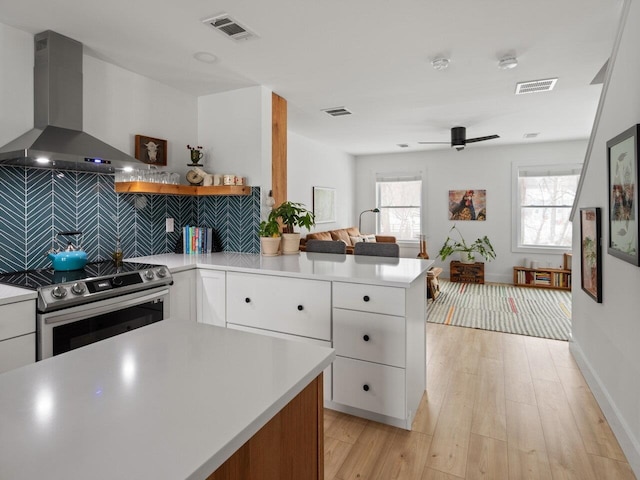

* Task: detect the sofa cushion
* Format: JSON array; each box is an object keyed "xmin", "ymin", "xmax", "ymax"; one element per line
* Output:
[
  {"xmin": 330, "ymin": 229, "xmax": 352, "ymax": 246},
  {"xmin": 346, "ymin": 227, "xmax": 361, "ymax": 237},
  {"xmin": 306, "ymin": 231, "xmax": 333, "ymax": 241}
]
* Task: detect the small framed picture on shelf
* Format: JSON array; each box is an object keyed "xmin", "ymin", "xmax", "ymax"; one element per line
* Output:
[
  {"xmin": 563, "ymin": 252, "xmax": 572, "ymax": 271},
  {"xmin": 580, "ymin": 207, "xmax": 602, "ymax": 303},
  {"xmin": 607, "ymin": 124, "xmax": 639, "ymax": 265},
  {"xmin": 135, "ymin": 135, "xmax": 168, "ymax": 166}
]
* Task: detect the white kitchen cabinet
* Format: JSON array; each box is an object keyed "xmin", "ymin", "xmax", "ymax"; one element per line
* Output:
[
  {"xmin": 0, "ymin": 299, "xmax": 36, "ymax": 373},
  {"xmin": 226, "ymin": 272, "xmax": 331, "ymax": 341},
  {"xmin": 329, "ymin": 280, "xmax": 425, "ymax": 430},
  {"xmin": 169, "ymin": 270, "xmax": 196, "ymax": 322},
  {"xmin": 197, "ymin": 269, "xmax": 226, "ymax": 327}
]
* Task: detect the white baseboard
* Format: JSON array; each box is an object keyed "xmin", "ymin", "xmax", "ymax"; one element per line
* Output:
[{"xmin": 570, "ymin": 340, "xmax": 640, "ymax": 476}]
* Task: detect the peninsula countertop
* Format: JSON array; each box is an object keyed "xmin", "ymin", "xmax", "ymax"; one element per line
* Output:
[
  {"xmin": 129, "ymin": 252, "xmax": 433, "ymax": 288},
  {"xmin": 0, "ymin": 319, "xmax": 335, "ymax": 480}
]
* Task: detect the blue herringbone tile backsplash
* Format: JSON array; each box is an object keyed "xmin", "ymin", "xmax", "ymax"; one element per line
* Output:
[{"xmin": 0, "ymin": 166, "xmax": 260, "ymax": 273}]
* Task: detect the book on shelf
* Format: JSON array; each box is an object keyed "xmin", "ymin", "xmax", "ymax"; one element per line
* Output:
[{"xmin": 182, "ymin": 226, "xmax": 213, "ymax": 254}]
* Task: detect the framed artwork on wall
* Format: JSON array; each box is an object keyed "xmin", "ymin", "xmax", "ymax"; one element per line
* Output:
[
  {"xmin": 313, "ymin": 186, "xmax": 336, "ymax": 224},
  {"xmin": 580, "ymin": 207, "xmax": 602, "ymax": 303},
  {"xmin": 607, "ymin": 124, "xmax": 639, "ymax": 265},
  {"xmin": 448, "ymin": 189, "xmax": 486, "ymax": 221},
  {"xmin": 134, "ymin": 135, "xmax": 168, "ymax": 166}
]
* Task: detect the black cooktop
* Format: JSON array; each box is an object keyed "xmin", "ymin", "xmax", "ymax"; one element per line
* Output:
[{"xmin": 0, "ymin": 261, "xmax": 160, "ymax": 290}]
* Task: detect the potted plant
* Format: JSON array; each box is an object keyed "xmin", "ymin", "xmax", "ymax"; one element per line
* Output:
[
  {"xmin": 269, "ymin": 201, "xmax": 315, "ymax": 254},
  {"xmin": 258, "ymin": 219, "xmax": 282, "ymax": 256},
  {"xmin": 438, "ymin": 224, "xmax": 496, "ymax": 264}
]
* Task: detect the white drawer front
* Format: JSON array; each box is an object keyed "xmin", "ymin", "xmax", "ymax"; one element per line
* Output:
[
  {"xmin": 333, "ymin": 356, "xmax": 405, "ymax": 419},
  {"xmin": 227, "ymin": 323, "xmax": 333, "ymax": 400},
  {"xmin": 333, "ymin": 282, "xmax": 405, "ymax": 317},
  {"xmin": 0, "ymin": 300, "xmax": 35, "ymax": 341},
  {"xmin": 227, "ymin": 273, "xmax": 331, "ymax": 341},
  {"xmin": 0, "ymin": 333, "xmax": 35, "ymax": 374},
  {"xmin": 333, "ymin": 309, "xmax": 405, "ymax": 368}
]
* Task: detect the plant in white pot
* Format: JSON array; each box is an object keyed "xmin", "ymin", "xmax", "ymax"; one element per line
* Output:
[
  {"xmin": 258, "ymin": 219, "xmax": 282, "ymax": 256},
  {"xmin": 438, "ymin": 224, "xmax": 496, "ymax": 264},
  {"xmin": 269, "ymin": 201, "xmax": 315, "ymax": 255}
]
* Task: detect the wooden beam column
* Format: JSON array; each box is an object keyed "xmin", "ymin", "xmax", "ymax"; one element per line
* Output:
[{"xmin": 272, "ymin": 92, "xmax": 287, "ymax": 206}]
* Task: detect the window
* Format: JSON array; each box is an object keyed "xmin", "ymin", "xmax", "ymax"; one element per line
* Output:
[
  {"xmin": 514, "ymin": 164, "xmax": 581, "ymax": 251},
  {"xmin": 376, "ymin": 173, "xmax": 422, "ymax": 241}
]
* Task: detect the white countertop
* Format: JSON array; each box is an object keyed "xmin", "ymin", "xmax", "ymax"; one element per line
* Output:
[
  {"xmin": 0, "ymin": 283, "xmax": 37, "ymax": 305},
  {"xmin": 0, "ymin": 319, "xmax": 335, "ymax": 480},
  {"xmin": 129, "ymin": 252, "xmax": 433, "ymax": 288}
]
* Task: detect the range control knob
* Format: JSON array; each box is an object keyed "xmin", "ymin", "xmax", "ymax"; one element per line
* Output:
[
  {"xmin": 156, "ymin": 268, "xmax": 167, "ymax": 278},
  {"xmin": 51, "ymin": 285, "xmax": 67, "ymax": 299},
  {"xmin": 112, "ymin": 276, "xmax": 124, "ymax": 287},
  {"xmin": 144, "ymin": 270, "xmax": 155, "ymax": 280},
  {"xmin": 71, "ymin": 283, "xmax": 86, "ymax": 295}
]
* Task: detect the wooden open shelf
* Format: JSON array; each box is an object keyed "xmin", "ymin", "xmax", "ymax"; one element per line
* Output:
[
  {"xmin": 513, "ymin": 266, "xmax": 571, "ymax": 291},
  {"xmin": 114, "ymin": 181, "xmax": 251, "ymax": 196}
]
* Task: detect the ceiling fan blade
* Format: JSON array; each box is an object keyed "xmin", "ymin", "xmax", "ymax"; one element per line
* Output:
[
  {"xmin": 465, "ymin": 134, "xmax": 500, "ymax": 144},
  {"xmin": 417, "ymin": 141, "xmax": 449, "ymax": 144}
]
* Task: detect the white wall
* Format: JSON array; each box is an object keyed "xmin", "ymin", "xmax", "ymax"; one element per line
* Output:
[
  {"xmin": 288, "ymin": 131, "xmax": 355, "ymax": 232},
  {"xmin": 571, "ymin": 1, "xmax": 640, "ymax": 474},
  {"xmin": 197, "ymin": 86, "xmax": 272, "ymax": 188},
  {"xmin": 0, "ymin": 22, "xmax": 198, "ymax": 175},
  {"xmin": 355, "ymin": 140, "xmax": 587, "ymax": 281}
]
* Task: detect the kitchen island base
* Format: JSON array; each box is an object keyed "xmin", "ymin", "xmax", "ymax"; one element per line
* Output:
[{"xmin": 208, "ymin": 374, "xmax": 324, "ymax": 480}]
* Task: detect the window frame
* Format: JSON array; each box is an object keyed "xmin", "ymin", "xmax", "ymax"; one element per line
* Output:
[
  {"xmin": 512, "ymin": 162, "xmax": 582, "ymax": 254},
  {"xmin": 375, "ymin": 173, "xmax": 423, "ymax": 243}
]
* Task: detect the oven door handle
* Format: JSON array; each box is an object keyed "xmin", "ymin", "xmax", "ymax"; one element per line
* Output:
[{"xmin": 43, "ymin": 288, "xmax": 170, "ymax": 325}]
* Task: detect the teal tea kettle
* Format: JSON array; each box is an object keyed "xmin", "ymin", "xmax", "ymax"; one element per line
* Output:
[{"xmin": 47, "ymin": 231, "xmax": 88, "ymax": 271}]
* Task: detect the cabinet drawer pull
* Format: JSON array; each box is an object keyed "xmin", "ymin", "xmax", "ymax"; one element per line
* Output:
[
  {"xmin": 245, "ymin": 297, "xmax": 251, "ymax": 303},
  {"xmin": 363, "ymin": 295, "xmax": 370, "ymax": 302},
  {"xmin": 363, "ymin": 334, "xmax": 370, "ymax": 342},
  {"xmin": 297, "ymin": 305, "xmax": 304, "ymax": 311},
  {"xmin": 363, "ymin": 384, "xmax": 370, "ymax": 392}
]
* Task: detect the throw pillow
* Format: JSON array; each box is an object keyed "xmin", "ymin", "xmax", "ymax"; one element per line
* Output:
[
  {"xmin": 362, "ymin": 234, "xmax": 377, "ymax": 243},
  {"xmin": 350, "ymin": 235, "xmax": 364, "ymax": 244}
]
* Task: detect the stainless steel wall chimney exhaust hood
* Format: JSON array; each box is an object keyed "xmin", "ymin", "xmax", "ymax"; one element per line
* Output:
[{"xmin": 0, "ymin": 30, "xmax": 144, "ymax": 173}]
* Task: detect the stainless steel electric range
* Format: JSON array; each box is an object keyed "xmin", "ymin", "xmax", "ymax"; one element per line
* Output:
[{"xmin": 0, "ymin": 261, "xmax": 173, "ymax": 360}]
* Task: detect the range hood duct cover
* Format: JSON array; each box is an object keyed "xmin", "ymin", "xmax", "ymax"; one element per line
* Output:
[{"xmin": 0, "ymin": 30, "xmax": 144, "ymax": 173}]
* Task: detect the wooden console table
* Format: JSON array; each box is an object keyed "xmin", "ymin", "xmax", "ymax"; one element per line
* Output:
[{"xmin": 450, "ymin": 261, "xmax": 485, "ymax": 284}]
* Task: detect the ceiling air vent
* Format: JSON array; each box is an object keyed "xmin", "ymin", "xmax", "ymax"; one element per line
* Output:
[
  {"xmin": 523, "ymin": 132, "xmax": 540, "ymax": 139},
  {"xmin": 202, "ymin": 13, "xmax": 256, "ymax": 41},
  {"xmin": 515, "ymin": 78, "xmax": 558, "ymax": 95},
  {"xmin": 322, "ymin": 107, "xmax": 352, "ymax": 117},
  {"xmin": 397, "ymin": 143, "xmax": 409, "ymax": 148}
]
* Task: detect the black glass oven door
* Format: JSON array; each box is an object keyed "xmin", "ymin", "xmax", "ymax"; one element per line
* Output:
[{"xmin": 52, "ymin": 299, "xmax": 164, "ymax": 356}]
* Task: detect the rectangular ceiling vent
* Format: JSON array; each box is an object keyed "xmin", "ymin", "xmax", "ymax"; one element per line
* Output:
[
  {"xmin": 515, "ymin": 78, "xmax": 558, "ymax": 95},
  {"xmin": 202, "ymin": 13, "xmax": 256, "ymax": 41},
  {"xmin": 523, "ymin": 132, "xmax": 540, "ymax": 139},
  {"xmin": 322, "ymin": 107, "xmax": 352, "ymax": 117}
]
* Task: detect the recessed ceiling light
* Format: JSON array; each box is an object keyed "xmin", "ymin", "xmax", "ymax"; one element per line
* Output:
[
  {"xmin": 498, "ymin": 56, "xmax": 518, "ymax": 70},
  {"xmin": 193, "ymin": 51, "xmax": 218, "ymax": 64},
  {"xmin": 431, "ymin": 58, "xmax": 450, "ymax": 71},
  {"xmin": 35, "ymin": 157, "xmax": 50, "ymax": 164}
]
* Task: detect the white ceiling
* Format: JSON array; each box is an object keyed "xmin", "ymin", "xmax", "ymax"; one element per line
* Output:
[{"xmin": 0, "ymin": 0, "xmax": 624, "ymax": 156}]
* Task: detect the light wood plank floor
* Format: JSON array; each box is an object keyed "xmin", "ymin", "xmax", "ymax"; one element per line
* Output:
[{"xmin": 324, "ymin": 323, "xmax": 636, "ymax": 480}]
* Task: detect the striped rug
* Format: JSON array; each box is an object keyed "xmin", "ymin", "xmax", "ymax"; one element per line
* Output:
[{"xmin": 428, "ymin": 280, "xmax": 572, "ymax": 341}]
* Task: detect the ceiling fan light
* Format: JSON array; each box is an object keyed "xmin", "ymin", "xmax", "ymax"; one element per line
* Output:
[
  {"xmin": 431, "ymin": 58, "xmax": 450, "ymax": 71},
  {"xmin": 498, "ymin": 56, "xmax": 518, "ymax": 70}
]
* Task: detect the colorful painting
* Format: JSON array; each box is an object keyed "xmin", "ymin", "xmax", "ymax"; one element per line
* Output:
[
  {"xmin": 607, "ymin": 125, "xmax": 639, "ymax": 265},
  {"xmin": 580, "ymin": 207, "xmax": 602, "ymax": 303},
  {"xmin": 448, "ymin": 189, "xmax": 486, "ymax": 221}
]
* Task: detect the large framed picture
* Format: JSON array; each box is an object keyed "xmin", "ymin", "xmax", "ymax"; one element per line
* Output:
[
  {"xmin": 134, "ymin": 134, "xmax": 168, "ymax": 166},
  {"xmin": 580, "ymin": 207, "xmax": 602, "ymax": 303},
  {"xmin": 312, "ymin": 186, "xmax": 336, "ymax": 224},
  {"xmin": 448, "ymin": 189, "xmax": 486, "ymax": 221},
  {"xmin": 607, "ymin": 124, "xmax": 640, "ymax": 265}
]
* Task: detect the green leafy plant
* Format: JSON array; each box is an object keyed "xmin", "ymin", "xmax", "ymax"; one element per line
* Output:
[
  {"xmin": 438, "ymin": 224, "xmax": 496, "ymax": 262},
  {"xmin": 269, "ymin": 201, "xmax": 315, "ymax": 234},
  {"xmin": 258, "ymin": 219, "xmax": 281, "ymax": 238}
]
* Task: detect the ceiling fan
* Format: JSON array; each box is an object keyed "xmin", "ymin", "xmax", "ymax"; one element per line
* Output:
[{"xmin": 418, "ymin": 126, "xmax": 500, "ymax": 151}]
